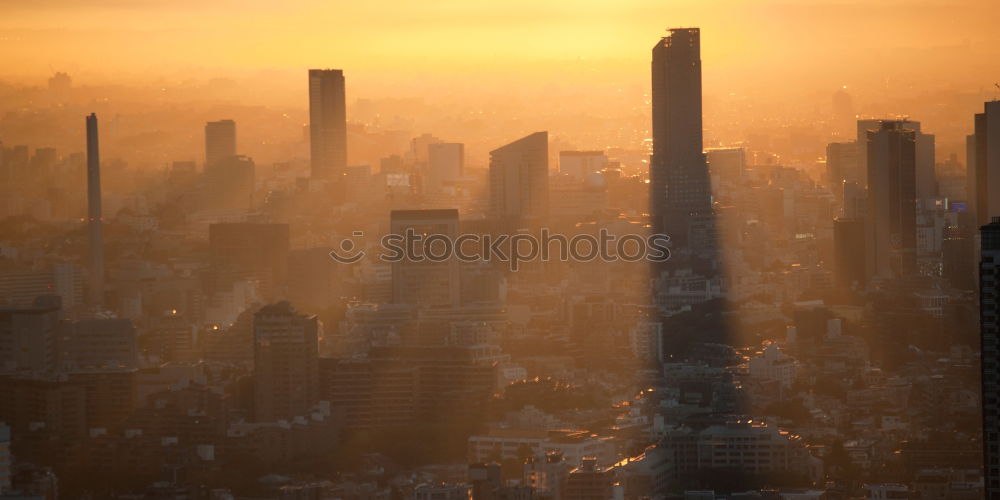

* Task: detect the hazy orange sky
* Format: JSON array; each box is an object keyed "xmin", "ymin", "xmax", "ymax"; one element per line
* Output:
[
  {"xmin": 2, "ymin": 0, "xmax": 997, "ymax": 89},
  {"xmin": 2, "ymin": 0, "xmax": 998, "ymax": 161}
]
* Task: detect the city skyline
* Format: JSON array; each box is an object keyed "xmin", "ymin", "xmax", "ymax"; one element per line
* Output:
[{"xmin": 0, "ymin": 6, "xmax": 998, "ymax": 499}]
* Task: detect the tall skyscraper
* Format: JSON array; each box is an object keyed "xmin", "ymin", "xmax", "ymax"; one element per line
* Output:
[
  {"xmin": 390, "ymin": 209, "xmax": 460, "ymax": 307},
  {"xmin": 308, "ymin": 69, "xmax": 347, "ymax": 179},
  {"xmin": 979, "ymin": 217, "xmax": 1000, "ymax": 499},
  {"xmin": 488, "ymin": 131, "xmax": 548, "ymax": 220},
  {"xmin": 253, "ymin": 301, "xmax": 319, "ymax": 422},
  {"xmin": 857, "ymin": 119, "xmax": 934, "ymax": 198},
  {"xmin": 204, "ymin": 119, "xmax": 236, "ymax": 167},
  {"xmin": 650, "ymin": 28, "xmax": 712, "ymax": 239},
  {"xmin": 865, "ymin": 121, "xmax": 917, "ymax": 280},
  {"xmin": 969, "ymin": 101, "xmax": 1000, "ymax": 227},
  {"xmin": 85, "ymin": 113, "xmax": 104, "ymax": 306}
]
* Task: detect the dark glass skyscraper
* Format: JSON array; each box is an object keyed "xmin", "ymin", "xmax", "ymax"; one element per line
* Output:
[
  {"xmin": 970, "ymin": 101, "xmax": 1000, "ymax": 228},
  {"xmin": 864, "ymin": 121, "xmax": 917, "ymax": 280},
  {"xmin": 308, "ymin": 69, "xmax": 347, "ymax": 179},
  {"xmin": 85, "ymin": 113, "xmax": 104, "ymax": 306},
  {"xmin": 650, "ymin": 28, "xmax": 712, "ymax": 242},
  {"xmin": 980, "ymin": 217, "xmax": 1000, "ymax": 499}
]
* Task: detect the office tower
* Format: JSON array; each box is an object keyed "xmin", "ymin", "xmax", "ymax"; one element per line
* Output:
[
  {"xmin": 559, "ymin": 151, "xmax": 608, "ymax": 179},
  {"xmin": 56, "ymin": 318, "xmax": 137, "ymax": 371},
  {"xmin": 204, "ymin": 154, "xmax": 255, "ymax": 210},
  {"xmin": 833, "ymin": 218, "xmax": 866, "ymax": 288},
  {"xmin": 204, "ymin": 119, "xmax": 236, "ymax": 166},
  {"xmin": 308, "ymin": 69, "xmax": 347, "ymax": 179},
  {"xmin": 426, "ymin": 143, "xmax": 464, "ymax": 192},
  {"xmin": 856, "ymin": 119, "xmax": 884, "ymax": 189},
  {"xmin": 390, "ymin": 209, "xmax": 460, "ymax": 306},
  {"xmin": 650, "ymin": 28, "xmax": 712, "ymax": 238},
  {"xmin": 969, "ymin": 101, "xmax": 1000, "ymax": 227},
  {"xmin": 0, "ymin": 375, "xmax": 88, "ymax": 451},
  {"xmin": 253, "ymin": 301, "xmax": 319, "ymax": 422},
  {"xmin": 489, "ymin": 131, "xmax": 548, "ymax": 220},
  {"xmin": 857, "ymin": 119, "xmax": 934, "ymax": 198},
  {"xmin": 85, "ymin": 113, "xmax": 104, "ymax": 306},
  {"xmin": 0, "ymin": 265, "xmax": 82, "ymax": 310},
  {"xmin": 706, "ymin": 147, "xmax": 745, "ymax": 181},
  {"xmin": 826, "ymin": 141, "xmax": 859, "ymax": 188},
  {"xmin": 209, "ymin": 223, "xmax": 290, "ymax": 298},
  {"xmin": 980, "ymin": 217, "xmax": 1000, "ymax": 499},
  {"xmin": 319, "ymin": 357, "xmax": 417, "ymax": 429},
  {"xmin": 0, "ymin": 296, "xmax": 61, "ymax": 373},
  {"xmin": 865, "ymin": 121, "xmax": 917, "ymax": 279},
  {"xmin": 147, "ymin": 311, "xmax": 198, "ymax": 362},
  {"xmin": 374, "ymin": 344, "xmax": 500, "ymax": 422}
]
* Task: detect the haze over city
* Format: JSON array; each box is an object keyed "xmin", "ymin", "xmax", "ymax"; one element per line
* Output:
[{"xmin": 1, "ymin": 1, "xmax": 999, "ymax": 499}]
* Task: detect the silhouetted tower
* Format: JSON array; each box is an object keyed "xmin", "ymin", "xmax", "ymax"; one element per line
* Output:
[
  {"xmin": 650, "ymin": 28, "xmax": 712, "ymax": 249},
  {"xmin": 488, "ymin": 131, "xmax": 549, "ymax": 220},
  {"xmin": 86, "ymin": 113, "xmax": 104, "ymax": 306},
  {"xmin": 969, "ymin": 101, "xmax": 1000, "ymax": 227},
  {"xmin": 865, "ymin": 121, "xmax": 917, "ymax": 280},
  {"xmin": 253, "ymin": 301, "xmax": 319, "ymax": 422},
  {"xmin": 979, "ymin": 217, "xmax": 1000, "ymax": 499},
  {"xmin": 308, "ymin": 69, "xmax": 347, "ymax": 179},
  {"xmin": 204, "ymin": 119, "xmax": 236, "ymax": 167}
]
